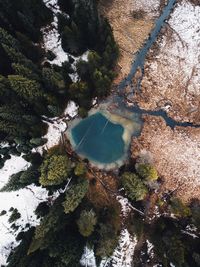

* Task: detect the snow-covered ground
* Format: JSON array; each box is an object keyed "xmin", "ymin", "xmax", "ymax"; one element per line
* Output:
[
  {"xmin": 0, "ymin": 185, "xmax": 49, "ymax": 265},
  {"xmin": 117, "ymin": 195, "xmax": 131, "ymax": 219},
  {"xmin": 112, "ymin": 229, "xmax": 137, "ymax": 267},
  {"xmin": 0, "ymin": 85, "xmax": 79, "ymax": 266},
  {"xmin": 35, "ymin": 101, "xmax": 78, "ymax": 154},
  {"xmin": 134, "ymin": 0, "xmax": 200, "ymax": 123},
  {"xmin": 42, "ymin": 0, "xmax": 89, "ymax": 81},
  {"xmin": 133, "ymin": 0, "xmax": 161, "ymax": 18},
  {"xmin": 80, "ymin": 229, "xmax": 137, "ymax": 267},
  {"xmin": 0, "ymin": 156, "xmax": 30, "ymax": 187},
  {"xmin": 80, "ymin": 246, "xmax": 97, "ymax": 267},
  {"xmin": 0, "ymin": 155, "xmax": 50, "ymax": 265}
]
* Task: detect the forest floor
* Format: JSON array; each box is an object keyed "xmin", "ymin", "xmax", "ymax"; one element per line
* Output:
[
  {"xmin": 98, "ymin": 0, "xmax": 162, "ymax": 83},
  {"xmin": 129, "ymin": 0, "xmax": 200, "ymax": 203}
]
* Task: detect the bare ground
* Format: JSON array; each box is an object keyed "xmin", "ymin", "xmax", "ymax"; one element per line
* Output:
[
  {"xmin": 131, "ymin": 115, "xmax": 200, "ymax": 202},
  {"xmin": 98, "ymin": 0, "xmax": 161, "ymax": 82},
  {"xmin": 132, "ymin": 0, "xmax": 200, "ymax": 123}
]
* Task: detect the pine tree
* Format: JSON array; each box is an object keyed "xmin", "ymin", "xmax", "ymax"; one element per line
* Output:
[
  {"xmin": 42, "ymin": 67, "xmax": 65, "ymax": 93},
  {"xmin": 77, "ymin": 209, "xmax": 97, "ymax": 237},
  {"xmin": 8, "ymin": 75, "xmax": 44, "ymax": 103},
  {"xmin": 62, "ymin": 178, "xmax": 89, "ymax": 214},
  {"xmin": 39, "ymin": 154, "xmax": 72, "ymax": 186}
]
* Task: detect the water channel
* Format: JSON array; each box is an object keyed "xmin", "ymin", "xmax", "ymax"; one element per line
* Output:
[{"xmin": 68, "ymin": 0, "xmax": 200, "ymax": 168}]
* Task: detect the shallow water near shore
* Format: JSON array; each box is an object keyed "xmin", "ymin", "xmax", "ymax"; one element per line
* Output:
[{"xmin": 67, "ymin": 110, "xmax": 142, "ymax": 169}]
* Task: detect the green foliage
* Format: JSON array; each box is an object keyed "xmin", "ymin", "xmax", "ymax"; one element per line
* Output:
[
  {"xmin": 122, "ymin": 172, "xmax": 148, "ymax": 201},
  {"xmin": 28, "ymin": 201, "xmax": 62, "ymax": 254},
  {"xmin": 170, "ymin": 198, "xmax": 191, "ymax": 218},
  {"xmin": 167, "ymin": 236, "xmax": 185, "ymax": 266},
  {"xmin": 8, "ymin": 75, "xmax": 44, "ymax": 102},
  {"xmin": 12, "ymin": 63, "xmax": 40, "ymax": 81},
  {"xmin": 69, "ymin": 81, "xmax": 90, "ymax": 108},
  {"xmin": 34, "ymin": 202, "xmax": 49, "ymax": 219},
  {"xmin": 29, "ymin": 138, "xmax": 47, "ymax": 147},
  {"xmin": 128, "ymin": 214, "xmax": 145, "ymax": 239},
  {"xmin": 190, "ymin": 199, "xmax": 200, "ymax": 230},
  {"xmin": 92, "ymin": 69, "xmax": 112, "ymax": 97},
  {"xmin": 42, "ymin": 67, "xmax": 65, "ymax": 93},
  {"xmin": 61, "ymin": 23, "xmax": 82, "ymax": 55},
  {"xmin": 1, "ymin": 166, "xmax": 39, "ymax": 192},
  {"xmin": 0, "ymin": 27, "xmax": 19, "ymax": 49},
  {"xmin": 39, "ymin": 154, "xmax": 72, "ymax": 186},
  {"xmin": 96, "ymin": 223, "xmax": 119, "ymax": 258},
  {"xmin": 62, "ymin": 178, "xmax": 89, "ymax": 214},
  {"xmin": 74, "ymin": 162, "xmax": 87, "ymax": 177},
  {"xmin": 77, "ymin": 209, "xmax": 97, "ymax": 237},
  {"xmin": 136, "ymin": 163, "xmax": 158, "ymax": 181}
]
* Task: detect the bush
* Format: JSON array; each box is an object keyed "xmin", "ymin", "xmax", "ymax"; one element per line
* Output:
[
  {"xmin": 136, "ymin": 163, "xmax": 158, "ymax": 181},
  {"xmin": 122, "ymin": 172, "xmax": 148, "ymax": 201},
  {"xmin": 169, "ymin": 198, "xmax": 191, "ymax": 218}
]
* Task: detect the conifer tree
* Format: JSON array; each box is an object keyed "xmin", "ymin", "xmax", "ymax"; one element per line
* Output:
[
  {"xmin": 77, "ymin": 209, "xmax": 97, "ymax": 237},
  {"xmin": 62, "ymin": 178, "xmax": 89, "ymax": 214},
  {"xmin": 39, "ymin": 154, "xmax": 72, "ymax": 187}
]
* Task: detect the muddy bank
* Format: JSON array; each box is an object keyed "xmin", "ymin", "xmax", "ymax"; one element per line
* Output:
[
  {"xmin": 98, "ymin": 0, "xmax": 162, "ymax": 82},
  {"xmin": 133, "ymin": 0, "xmax": 200, "ymax": 124},
  {"xmin": 131, "ymin": 115, "xmax": 200, "ymax": 202}
]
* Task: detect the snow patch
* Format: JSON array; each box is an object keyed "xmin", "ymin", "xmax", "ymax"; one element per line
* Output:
[
  {"xmin": 42, "ymin": 0, "xmax": 89, "ymax": 82},
  {"xmin": 0, "ymin": 185, "xmax": 49, "ymax": 266},
  {"xmin": 111, "ymin": 229, "xmax": 137, "ymax": 267},
  {"xmin": 146, "ymin": 239, "xmax": 154, "ymax": 258},
  {"xmin": 80, "ymin": 246, "xmax": 97, "ymax": 267},
  {"xmin": 0, "ymin": 155, "xmax": 30, "ymax": 188},
  {"xmin": 133, "ymin": 0, "xmax": 160, "ymax": 18},
  {"xmin": 117, "ymin": 195, "xmax": 131, "ymax": 218},
  {"xmin": 64, "ymin": 101, "xmax": 79, "ymax": 118}
]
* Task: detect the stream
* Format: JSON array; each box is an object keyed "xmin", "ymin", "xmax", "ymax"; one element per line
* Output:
[
  {"xmin": 68, "ymin": 0, "xmax": 200, "ymax": 167},
  {"xmin": 116, "ymin": 0, "xmax": 200, "ymax": 129}
]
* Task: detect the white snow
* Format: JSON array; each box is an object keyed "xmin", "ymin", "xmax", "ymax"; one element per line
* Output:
[
  {"xmin": 0, "ymin": 154, "xmax": 48, "ymax": 265},
  {"xmin": 35, "ymin": 100, "xmax": 78, "ymax": 153},
  {"xmin": 42, "ymin": 0, "xmax": 89, "ymax": 82},
  {"xmin": 0, "ymin": 155, "xmax": 30, "ymax": 187},
  {"xmin": 42, "ymin": 0, "xmax": 68, "ymax": 65},
  {"xmin": 146, "ymin": 239, "xmax": 154, "ymax": 258},
  {"xmin": 0, "ymin": 184, "xmax": 49, "ymax": 265},
  {"xmin": 34, "ymin": 119, "xmax": 67, "ymax": 154},
  {"xmin": 133, "ymin": 0, "xmax": 160, "ymax": 18},
  {"xmin": 117, "ymin": 195, "xmax": 131, "ymax": 219},
  {"xmin": 64, "ymin": 101, "xmax": 79, "ymax": 118},
  {"xmin": 167, "ymin": 0, "xmax": 200, "ymax": 94},
  {"xmin": 112, "ymin": 229, "xmax": 137, "ymax": 267},
  {"xmin": 80, "ymin": 246, "xmax": 97, "ymax": 267}
]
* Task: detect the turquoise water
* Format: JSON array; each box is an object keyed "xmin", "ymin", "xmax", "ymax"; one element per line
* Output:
[{"xmin": 71, "ymin": 112, "xmax": 125, "ymax": 164}]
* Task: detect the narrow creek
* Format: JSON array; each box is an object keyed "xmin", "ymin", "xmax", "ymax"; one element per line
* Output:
[
  {"xmin": 68, "ymin": 0, "xmax": 199, "ymax": 168},
  {"xmin": 117, "ymin": 0, "xmax": 200, "ymax": 129}
]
